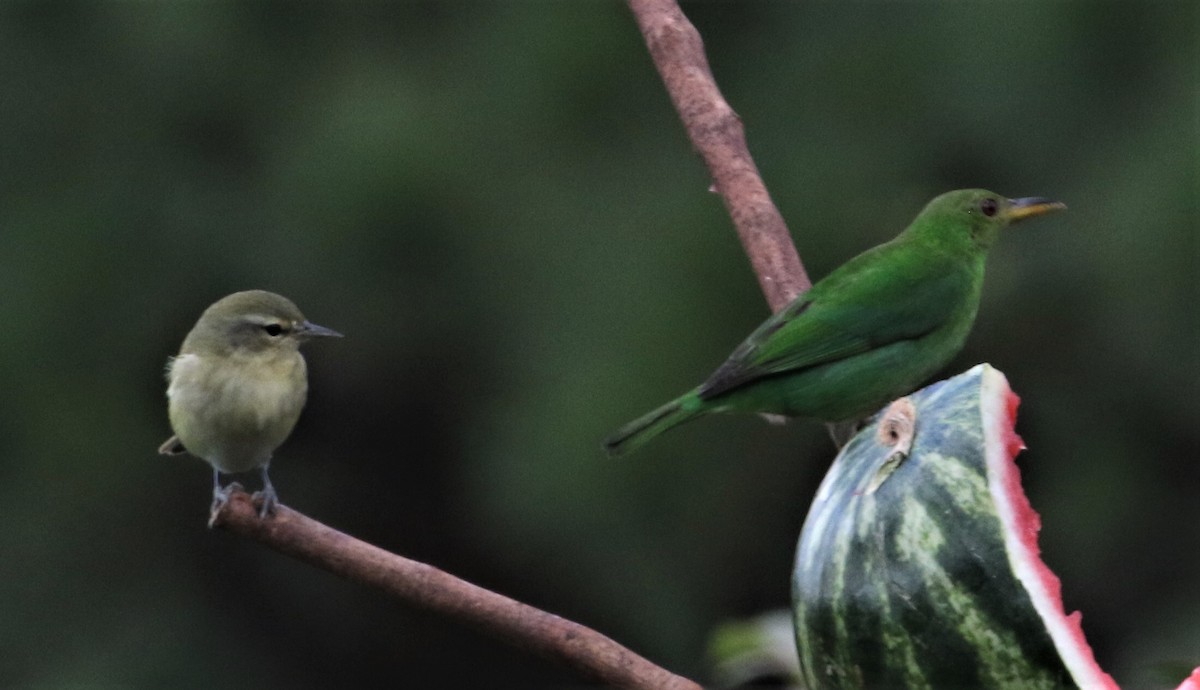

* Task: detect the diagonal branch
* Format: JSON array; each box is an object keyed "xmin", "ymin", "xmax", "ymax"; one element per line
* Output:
[
  {"xmin": 210, "ymin": 2, "xmax": 800, "ymax": 688},
  {"xmin": 627, "ymin": 0, "xmax": 810, "ymax": 312},
  {"xmin": 211, "ymin": 490, "xmax": 702, "ymax": 690}
]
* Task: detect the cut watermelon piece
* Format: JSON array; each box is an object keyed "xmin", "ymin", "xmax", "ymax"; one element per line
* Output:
[
  {"xmin": 1179, "ymin": 668, "xmax": 1200, "ymax": 690},
  {"xmin": 792, "ymin": 364, "xmax": 1124, "ymax": 689}
]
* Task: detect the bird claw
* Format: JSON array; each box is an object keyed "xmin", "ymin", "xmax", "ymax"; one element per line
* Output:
[
  {"xmin": 252, "ymin": 486, "xmax": 279, "ymax": 519},
  {"xmin": 208, "ymin": 482, "xmax": 244, "ymax": 527},
  {"xmin": 825, "ymin": 419, "xmax": 863, "ymax": 448}
]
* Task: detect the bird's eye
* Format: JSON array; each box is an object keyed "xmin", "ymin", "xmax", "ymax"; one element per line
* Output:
[
  {"xmin": 263, "ymin": 324, "xmax": 285, "ymax": 336},
  {"xmin": 979, "ymin": 198, "xmax": 998, "ymax": 217}
]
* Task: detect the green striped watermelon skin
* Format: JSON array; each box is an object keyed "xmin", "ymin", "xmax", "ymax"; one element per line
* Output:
[{"xmin": 792, "ymin": 365, "xmax": 1077, "ymax": 690}]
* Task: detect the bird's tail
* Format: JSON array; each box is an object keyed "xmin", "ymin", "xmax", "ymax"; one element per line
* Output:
[{"xmin": 604, "ymin": 391, "xmax": 706, "ymax": 457}]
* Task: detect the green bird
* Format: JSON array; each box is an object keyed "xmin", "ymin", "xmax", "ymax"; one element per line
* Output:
[
  {"xmin": 159, "ymin": 290, "xmax": 342, "ymax": 517},
  {"xmin": 605, "ymin": 189, "xmax": 1064, "ymax": 456}
]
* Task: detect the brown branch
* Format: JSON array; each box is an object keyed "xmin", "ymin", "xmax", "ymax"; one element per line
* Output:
[
  {"xmin": 210, "ymin": 490, "xmax": 702, "ymax": 690},
  {"xmin": 627, "ymin": 0, "xmax": 810, "ymax": 312},
  {"xmin": 210, "ymin": 4, "xmax": 801, "ymax": 688}
]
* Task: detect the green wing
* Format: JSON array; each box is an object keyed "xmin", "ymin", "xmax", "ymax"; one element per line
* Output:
[{"xmin": 699, "ymin": 242, "xmax": 973, "ymax": 400}]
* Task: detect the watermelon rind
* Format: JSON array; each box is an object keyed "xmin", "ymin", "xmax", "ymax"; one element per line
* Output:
[{"xmin": 792, "ymin": 364, "xmax": 1117, "ymax": 690}]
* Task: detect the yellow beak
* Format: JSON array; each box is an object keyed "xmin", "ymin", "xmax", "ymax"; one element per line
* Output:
[{"xmin": 1005, "ymin": 197, "xmax": 1067, "ymax": 223}]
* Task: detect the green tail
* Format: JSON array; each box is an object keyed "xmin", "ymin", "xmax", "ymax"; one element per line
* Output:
[{"xmin": 604, "ymin": 391, "xmax": 707, "ymax": 456}]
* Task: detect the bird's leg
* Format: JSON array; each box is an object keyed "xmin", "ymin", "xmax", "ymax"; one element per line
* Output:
[
  {"xmin": 825, "ymin": 419, "xmax": 863, "ymax": 449},
  {"xmin": 253, "ymin": 464, "xmax": 278, "ymax": 518},
  {"xmin": 208, "ymin": 470, "xmax": 246, "ymax": 523},
  {"xmin": 210, "ymin": 469, "xmax": 228, "ymax": 512},
  {"xmin": 209, "ymin": 469, "xmax": 233, "ymax": 524}
]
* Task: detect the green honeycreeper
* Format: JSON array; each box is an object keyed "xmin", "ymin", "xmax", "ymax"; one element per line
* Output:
[{"xmin": 605, "ymin": 189, "xmax": 1064, "ymax": 456}]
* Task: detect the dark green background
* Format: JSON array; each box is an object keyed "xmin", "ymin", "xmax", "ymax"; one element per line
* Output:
[{"xmin": 1, "ymin": 2, "xmax": 1195, "ymax": 687}]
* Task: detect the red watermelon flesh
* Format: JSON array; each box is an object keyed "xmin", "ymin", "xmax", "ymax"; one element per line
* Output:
[{"xmin": 982, "ymin": 373, "xmax": 1116, "ymax": 689}]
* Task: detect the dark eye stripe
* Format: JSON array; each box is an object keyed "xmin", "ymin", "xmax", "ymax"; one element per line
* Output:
[{"xmin": 263, "ymin": 324, "xmax": 284, "ymax": 336}]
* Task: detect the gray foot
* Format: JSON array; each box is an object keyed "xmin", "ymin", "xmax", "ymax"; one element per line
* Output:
[
  {"xmin": 208, "ymin": 481, "xmax": 244, "ymax": 525},
  {"xmin": 251, "ymin": 485, "xmax": 278, "ymax": 519},
  {"xmin": 253, "ymin": 465, "xmax": 278, "ymax": 518}
]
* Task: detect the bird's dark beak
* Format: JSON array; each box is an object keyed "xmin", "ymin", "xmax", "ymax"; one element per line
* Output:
[
  {"xmin": 1005, "ymin": 197, "xmax": 1067, "ymax": 223},
  {"xmin": 298, "ymin": 321, "xmax": 343, "ymax": 338}
]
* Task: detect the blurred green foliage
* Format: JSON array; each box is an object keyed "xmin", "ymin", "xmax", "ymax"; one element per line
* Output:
[{"xmin": 0, "ymin": 1, "xmax": 1194, "ymax": 687}]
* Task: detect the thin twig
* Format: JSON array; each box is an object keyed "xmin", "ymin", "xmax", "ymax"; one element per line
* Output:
[
  {"xmin": 211, "ymin": 490, "xmax": 703, "ymax": 690},
  {"xmin": 627, "ymin": 0, "xmax": 810, "ymax": 312}
]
